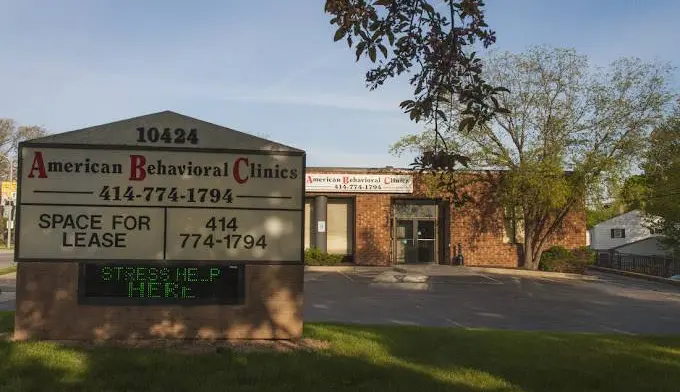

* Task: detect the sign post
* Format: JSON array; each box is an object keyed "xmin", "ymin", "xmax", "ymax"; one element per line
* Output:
[{"xmin": 13, "ymin": 111, "xmax": 305, "ymax": 341}]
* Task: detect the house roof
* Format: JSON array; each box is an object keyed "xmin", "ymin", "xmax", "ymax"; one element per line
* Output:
[
  {"xmin": 611, "ymin": 235, "xmax": 667, "ymax": 250},
  {"xmin": 23, "ymin": 111, "xmax": 303, "ymax": 153},
  {"xmin": 592, "ymin": 210, "xmax": 645, "ymax": 228}
]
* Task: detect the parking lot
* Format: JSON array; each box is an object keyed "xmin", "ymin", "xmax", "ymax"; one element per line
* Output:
[
  {"xmin": 303, "ymin": 267, "xmax": 680, "ymax": 334},
  {"xmin": 3, "ymin": 266, "xmax": 680, "ymax": 334}
]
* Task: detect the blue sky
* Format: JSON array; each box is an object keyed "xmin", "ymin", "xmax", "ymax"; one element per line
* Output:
[{"xmin": 1, "ymin": 0, "xmax": 678, "ymax": 167}]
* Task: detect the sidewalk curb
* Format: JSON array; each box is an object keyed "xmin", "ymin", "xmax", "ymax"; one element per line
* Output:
[
  {"xmin": 587, "ymin": 266, "xmax": 680, "ymax": 286},
  {"xmin": 466, "ymin": 267, "xmax": 599, "ymax": 281},
  {"xmin": 304, "ymin": 266, "xmax": 388, "ymax": 273},
  {"xmin": 304, "ymin": 265, "xmax": 598, "ymax": 281}
]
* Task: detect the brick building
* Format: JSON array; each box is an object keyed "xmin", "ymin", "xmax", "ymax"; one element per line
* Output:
[{"xmin": 304, "ymin": 167, "xmax": 586, "ymax": 267}]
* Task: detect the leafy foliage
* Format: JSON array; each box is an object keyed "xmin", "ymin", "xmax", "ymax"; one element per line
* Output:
[
  {"xmin": 586, "ymin": 174, "xmax": 649, "ymax": 228},
  {"xmin": 538, "ymin": 245, "xmax": 594, "ymax": 274},
  {"xmin": 392, "ymin": 46, "xmax": 675, "ymax": 269},
  {"xmin": 304, "ymin": 247, "xmax": 349, "ymax": 265},
  {"xmin": 0, "ymin": 118, "xmax": 48, "ymax": 180},
  {"xmin": 325, "ymin": 0, "xmax": 508, "ymax": 176},
  {"xmin": 642, "ymin": 103, "xmax": 680, "ymax": 251}
]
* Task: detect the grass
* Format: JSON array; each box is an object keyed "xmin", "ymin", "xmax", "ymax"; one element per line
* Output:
[
  {"xmin": 0, "ymin": 265, "xmax": 16, "ymax": 276},
  {"xmin": 1, "ymin": 311, "xmax": 680, "ymax": 391}
]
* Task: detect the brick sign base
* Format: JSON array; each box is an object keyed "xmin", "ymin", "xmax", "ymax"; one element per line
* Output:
[{"xmin": 13, "ymin": 263, "xmax": 303, "ymax": 341}]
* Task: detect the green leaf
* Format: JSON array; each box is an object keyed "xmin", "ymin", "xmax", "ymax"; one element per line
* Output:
[
  {"xmin": 490, "ymin": 95, "xmax": 499, "ymax": 109},
  {"xmin": 496, "ymin": 107, "xmax": 511, "ymax": 115},
  {"xmin": 399, "ymin": 100, "xmax": 415, "ymax": 109},
  {"xmin": 368, "ymin": 46, "xmax": 377, "ymax": 62},
  {"xmin": 374, "ymin": 0, "xmax": 392, "ymax": 6},
  {"xmin": 333, "ymin": 28, "xmax": 346, "ymax": 42},
  {"xmin": 458, "ymin": 117, "xmax": 476, "ymax": 133},
  {"xmin": 355, "ymin": 42, "xmax": 367, "ymax": 61},
  {"xmin": 387, "ymin": 30, "xmax": 395, "ymax": 45},
  {"xmin": 378, "ymin": 44, "xmax": 388, "ymax": 58}
]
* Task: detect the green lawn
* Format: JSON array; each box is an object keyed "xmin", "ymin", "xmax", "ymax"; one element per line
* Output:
[
  {"xmin": 1, "ymin": 311, "xmax": 679, "ymax": 392},
  {"xmin": 0, "ymin": 265, "xmax": 16, "ymax": 276}
]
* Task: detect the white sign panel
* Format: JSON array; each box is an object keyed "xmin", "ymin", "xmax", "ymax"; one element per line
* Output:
[
  {"xmin": 17, "ymin": 144, "xmax": 304, "ymax": 261},
  {"xmin": 20, "ymin": 147, "xmax": 302, "ymax": 210},
  {"xmin": 19, "ymin": 205, "xmax": 165, "ymax": 260},
  {"xmin": 305, "ymin": 173, "xmax": 413, "ymax": 193},
  {"xmin": 165, "ymin": 209, "xmax": 301, "ymax": 261}
]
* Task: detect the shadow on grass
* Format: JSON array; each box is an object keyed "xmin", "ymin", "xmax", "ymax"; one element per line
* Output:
[
  {"xmin": 0, "ymin": 311, "xmax": 511, "ymax": 392},
  {"xmin": 310, "ymin": 323, "xmax": 680, "ymax": 392},
  {"xmin": 3, "ymin": 312, "xmax": 680, "ymax": 392},
  {"xmin": 0, "ymin": 342, "xmax": 511, "ymax": 392}
]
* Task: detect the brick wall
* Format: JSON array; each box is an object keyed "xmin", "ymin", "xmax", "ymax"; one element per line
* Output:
[
  {"xmin": 307, "ymin": 168, "xmax": 587, "ymax": 267},
  {"xmin": 354, "ymin": 194, "xmax": 392, "ymax": 266}
]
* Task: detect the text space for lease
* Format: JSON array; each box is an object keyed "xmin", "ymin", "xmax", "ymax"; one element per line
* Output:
[{"xmin": 19, "ymin": 205, "xmax": 301, "ymax": 261}]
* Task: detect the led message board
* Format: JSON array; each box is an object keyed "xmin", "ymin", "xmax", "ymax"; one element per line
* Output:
[{"xmin": 78, "ymin": 263, "xmax": 245, "ymax": 305}]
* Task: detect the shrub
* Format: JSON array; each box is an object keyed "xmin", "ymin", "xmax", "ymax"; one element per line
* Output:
[
  {"xmin": 571, "ymin": 246, "xmax": 596, "ymax": 264},
  {"xmin": 539, "ymin": 245, "xmax": 594, "ymax": 274},
  {"xmin": 304, "ymin": 247, "xmax": 348, "ymax": 266}
]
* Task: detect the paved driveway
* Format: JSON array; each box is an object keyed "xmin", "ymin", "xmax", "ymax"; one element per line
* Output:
[
  {"xmin": 0, "ymin": 251, "xmax": 14, "ymax": 270},
  {"xmin": 303, "ymin": 268, "xmax": 680, "ymax": 334}
]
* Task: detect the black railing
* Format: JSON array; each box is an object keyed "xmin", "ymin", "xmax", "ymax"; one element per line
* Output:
[{"xmin": 596, "ymin": 251, "xmax": 680, "ymax": 278}]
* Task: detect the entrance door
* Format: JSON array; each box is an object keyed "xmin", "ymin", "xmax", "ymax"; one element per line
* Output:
[
  {"xmin": 392, "ymin": 200, "xmax": 439, "ymax": 264},
  {"xmin": 416, "ymin": 220, "xmax": 436, "ymax": 263},
  {"xmin": 394, "ymin": 219, "xmax": 437, "ymax": 263}
]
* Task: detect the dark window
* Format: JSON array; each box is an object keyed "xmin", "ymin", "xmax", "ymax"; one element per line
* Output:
[{"xmin": 611, "ymin": 228, "xmax": 626, "ymax": 239}]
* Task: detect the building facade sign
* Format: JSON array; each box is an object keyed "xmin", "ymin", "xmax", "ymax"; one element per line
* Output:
[{"xmin": 305, "ymin": 173, "xmax": 413, "ymax": 193}]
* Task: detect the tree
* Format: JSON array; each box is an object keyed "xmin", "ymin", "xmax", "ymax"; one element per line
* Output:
[
  {"xmin": 392, "ymin": 46, "xmax": 675, "ymax": 269},
  {"xmin": 586, "ymin": 174, "xmax": 648, "ymax": 228},
  {"xmin": 325, "ymin": 0, "xmax": 508, "ymax": 173},
  {"xmin": 0, "ymin": 118, "xmax": 48, "ymax": 180},
  {"xmin": 642, "ymin": 103, "xmax": 680, "ymax": 252}
]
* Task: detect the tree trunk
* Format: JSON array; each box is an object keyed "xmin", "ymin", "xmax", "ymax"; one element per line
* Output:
[{"xmin": 522, "ymin": 226, "xmax": 543, "ymax": 270}]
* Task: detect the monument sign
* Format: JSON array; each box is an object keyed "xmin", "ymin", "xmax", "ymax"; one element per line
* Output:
[{"xmin": 13, "ymin": 111, "xmax": 305, "ymax": 340}]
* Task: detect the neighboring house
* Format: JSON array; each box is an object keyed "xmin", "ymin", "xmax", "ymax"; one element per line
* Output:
[
  {"xmin": 612, "ymin": 236, "xmax": 675, "ymax": 257},
  {"xmin": 590, "ymin": 210, "xmax": 669, "ymax": 255}
]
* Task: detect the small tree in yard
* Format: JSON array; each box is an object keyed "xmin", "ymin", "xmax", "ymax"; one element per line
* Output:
[{"xmin": 392, "ymin": 46, "xmax": 675, "ymax": 269}]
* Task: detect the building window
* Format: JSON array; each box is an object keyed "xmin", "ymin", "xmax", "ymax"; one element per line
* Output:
[
  {"xmin": 610, "ymin": 228, "xmax": 626, "ymax": 239},
  {"xmin": 327, "ymin": 198, "xmax": 354, "ymax": 255},
  {"xmin": 305, "ymin": 197, "xmax": 354, "ymax": 255},
  {"xmin": 503, "ymin": 206, "xmax": 524, "ymax": 244},
  {"xmin": 304, "ymin": 199, "xmax": 315, "ymax": 249}
]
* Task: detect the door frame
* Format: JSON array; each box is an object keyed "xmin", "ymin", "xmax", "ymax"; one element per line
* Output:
[{"xmin": 390, "ymin": 199, "xmax": 443, "ymax": 264}]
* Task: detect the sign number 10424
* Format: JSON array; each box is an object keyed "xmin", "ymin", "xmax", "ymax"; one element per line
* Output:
[{"xmin": 136, "ymin": 127, "xmax": 198, "ymax": 144}]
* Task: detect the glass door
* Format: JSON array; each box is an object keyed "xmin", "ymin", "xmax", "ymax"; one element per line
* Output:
[
  {"xmin": 392, "ymin": 200, "xmax": 439, "ymax": 264},
  {"xmin": 416, "ymin": 220, "xmax": 436, "ymax": 263},
  {"xmin": 394, "ymin": 219, "xmax": 416, "ymax": 264}
]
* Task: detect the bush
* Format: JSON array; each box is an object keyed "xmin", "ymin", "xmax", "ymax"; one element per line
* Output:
[
  {"xmin": 304, "ymin": 247, "xmax": 348, "ymax": 266},
  {"xmin": 539, "ymin": 245, "xmax": 594, "ymax": 274}
]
